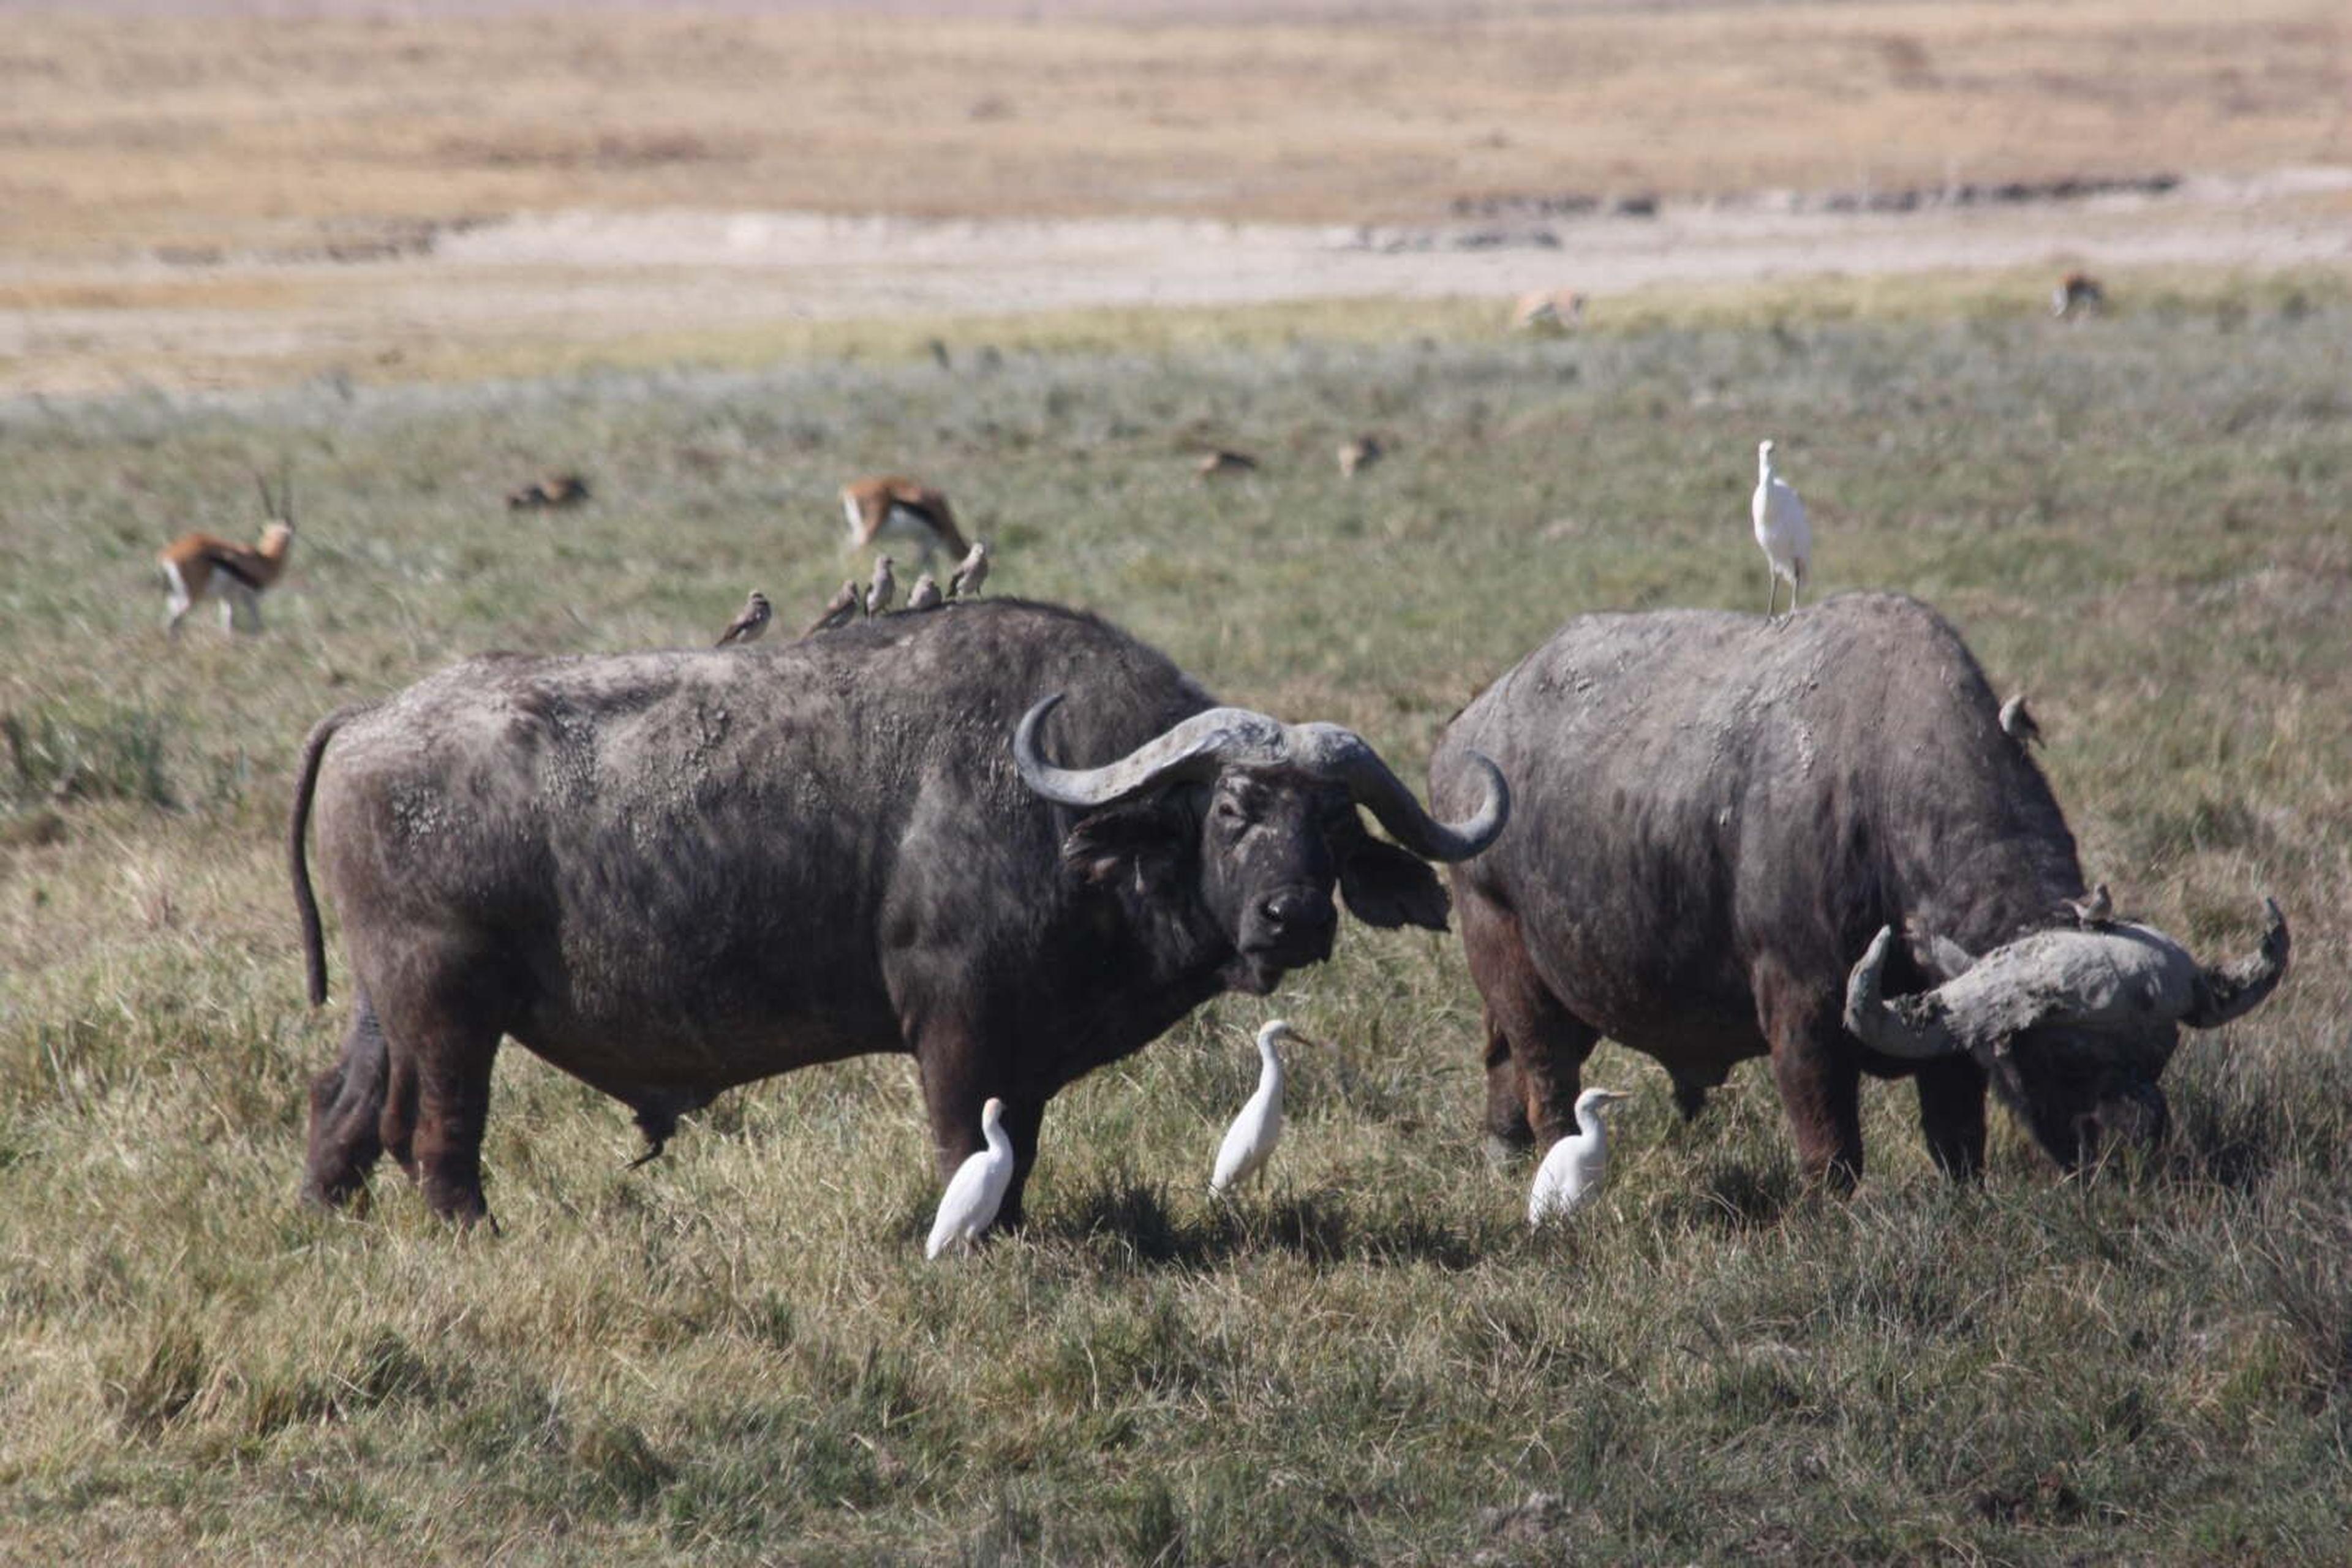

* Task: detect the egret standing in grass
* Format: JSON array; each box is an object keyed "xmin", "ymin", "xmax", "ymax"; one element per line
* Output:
[
  {"xmin": 1211, "ymin": 1020, "xmax": 1307, "ymax": 1195},
  {"xmin": 925, "ymin": 1096, "xmax": 1014, "ymax": 1259},
  {"xmin": 1528, "ymin": 1087, "xmax": 1630, "ymax": 1226},
  {"xmin": 1999, "ymin": 692, "xmax": 2045, "ymax": 748},
  {"xmin": 1751, "ymin": 439, "xmax": 1811, "ymax": 622}
]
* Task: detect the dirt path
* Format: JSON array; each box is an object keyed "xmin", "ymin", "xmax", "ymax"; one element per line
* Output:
[{"xmin": 6, "ymin": 170, "xmax": 2349, "ymax": 396}]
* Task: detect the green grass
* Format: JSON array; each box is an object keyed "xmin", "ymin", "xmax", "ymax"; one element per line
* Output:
[{"xmin": 2, "ymin": 284, "xmax": 2350, "ymax": 1562}]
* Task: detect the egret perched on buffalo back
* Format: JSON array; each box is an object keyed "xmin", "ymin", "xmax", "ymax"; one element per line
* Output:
[
  {"xmin": 925, "ymin": 1096, "xmax": 1013, "ymax": 1259},
  {"xmin": 1751, "ymin": 439, "xmax": 1811, "ymax": 622},
  {"xmin": 1210, "ymin": 1020, "xmax": 1306, "ymax": 1194},
  {"xmin": 1528, "ymin": 1087, "xmax": 1630, "ymax": 1225}
]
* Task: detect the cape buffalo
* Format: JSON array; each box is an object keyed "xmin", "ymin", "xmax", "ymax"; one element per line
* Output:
[
  {"xmin": 1431, "ymin": 593, "xmax": 2287, "ymax": 1185},
  {"xmin": 291, "ymin": 600, "xmax": 1506, "ymax": 1231}
]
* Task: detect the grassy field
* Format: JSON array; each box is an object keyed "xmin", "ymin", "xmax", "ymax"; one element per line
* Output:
[
  {"xmin": 3, "ymin": 288, "xmax": 2351, "ymax": 1562},
  {"xmin": 6, "ymin": 0, "xmax": 2346, "ymax": 257}
]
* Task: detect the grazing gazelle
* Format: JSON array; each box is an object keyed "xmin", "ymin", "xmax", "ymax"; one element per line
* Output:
[
  {"xmin": 1337, "ymin": 434, "xmax": 1385, "ymax": 478},
  {"xmin": 1511, "ymin": 289, "xmax": 1588, "ymax": 334},
  {"xmin": 506, "ymin": 472, "xmax": 592, "ymax": 510},
  {"xmin": 159, "ymin": 469, "xmax": 298, "ymax": 638},
  {"xmin": 2051, "ymin": 272, "xmax": 2105, "ymax": 320},
  {"xmin": 840, "ymin": 476, "xmax": 970, "ymax": 569}
]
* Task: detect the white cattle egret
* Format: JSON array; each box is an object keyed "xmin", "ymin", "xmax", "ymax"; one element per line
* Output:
[
  {"xmin": 1999, "ymin": 692, "xmax": 2044, "ymax": 748},
  {"xmin": 1210, "ymin": 1019, "xmax": 1305, "ymax": 1194},
  {"xmin": 1751, "ymin": 439, "xmax": 1811, "ymax": 622},
  {"xmin": 1528, "ymin": 1087, "xmax": 1630, "ymax": 1226},
  {"xmin": 925, "ymin": 1096, "xmax": 1013, "ymax": 1259}
]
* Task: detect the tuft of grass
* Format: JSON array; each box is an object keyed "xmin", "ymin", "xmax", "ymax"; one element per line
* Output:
[{"xmin": 2, "ymin": 705, "xmax": 176, "ymax": 811}]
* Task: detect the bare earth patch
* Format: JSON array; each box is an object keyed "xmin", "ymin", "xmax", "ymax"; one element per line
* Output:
[{"xmin": 6, "ymin": 170, "xmax": 2350, "ymax": 394}]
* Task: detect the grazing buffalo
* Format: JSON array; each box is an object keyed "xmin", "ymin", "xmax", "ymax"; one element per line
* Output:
[
  {"xmin": 1431, "ymin": 594, "xmax": 2287, "ymax": 1184},
  {"xmin": 291, "ymin": 600, "xmax": 1506, "ymax": 1230}
]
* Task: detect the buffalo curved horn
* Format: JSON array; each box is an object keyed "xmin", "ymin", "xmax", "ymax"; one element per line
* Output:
[
  {"xmin": 1014, "ymin": 696, "xmax": 1291, "ymax": 805},
  {"xmin": 2182, "ymin": 897, "xmax": 2291, "ymax": 1028},
  {"xmin": 1847, "ymin": 896, "xmax": 2292, "ymax": 1059},
  {"xmin": 1280, "ymin": 722, "xmax": 1509, "ymax": 863},
  {"xmin": 1012, "ymin": 694, "xmax": 1509, "ymax": 863},
  {"xmin": 1844, "ymin": 926, "xmax": 1966, "ymax": 1060}
]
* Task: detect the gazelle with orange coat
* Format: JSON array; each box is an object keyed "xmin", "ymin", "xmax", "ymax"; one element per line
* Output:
[
  {"xmin": 159, "ymin": 470, "xmax": 298, "ymax": 637},
  {"xmin": 840, "ymin": 475, "xmax": 969, "ymax": 570}
]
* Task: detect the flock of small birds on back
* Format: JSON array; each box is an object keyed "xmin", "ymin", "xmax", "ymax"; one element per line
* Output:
[{"xmin": 159, "ymin": 281, "xmax": 2118, "ymax": 1255}]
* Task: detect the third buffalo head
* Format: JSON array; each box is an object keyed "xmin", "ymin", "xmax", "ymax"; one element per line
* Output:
[
  {"xmin": 1846, "ymin": 900, "xmax": 2290, "ymax": 1169},
  {"xmin": 1014, "ymin": 695, "xmax": 1509, "ymax": 993}
]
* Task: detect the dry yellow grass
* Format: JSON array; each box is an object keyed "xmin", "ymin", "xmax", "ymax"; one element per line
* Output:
[{"xmin": 4, "ymin": 0, "xmax": 2345, "ymax": 258}]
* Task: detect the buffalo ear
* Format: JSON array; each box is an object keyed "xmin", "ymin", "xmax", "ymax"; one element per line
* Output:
[
  {"xmin": 1061, "ymin": 797, "xmax": 1190, "ymax": 897},
  {"xmin": 1337, "ymin": 826, "xmax": 1450, "ymax": 932}
]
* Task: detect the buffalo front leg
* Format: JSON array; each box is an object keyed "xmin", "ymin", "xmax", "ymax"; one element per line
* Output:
[
  {"xmin": 992, "ymin": 1096, "xmax": 1048, "ymax": 1232},
  {"xmin": 913, "ymin": 1039, "xmax": 1031, "ymax": 1239},
  {"xmin": 1913, "ymin": 1055, "xmax": 1988, "ymax": 1182},
  {"xmin": 1458, "ymin": 889, "xmax": 1599, "ymax": 1155},
  {"xmin": 304, "ymin": 988, "xmax": 390, "ymax": 1208},
  {"xmin": 1482, "ymin": 1007, "xmax": 1532, "ymax": 1155},
  {"xmin": 1756, "ymin": 961, "xmax": 1863, "ymax": 1189}
]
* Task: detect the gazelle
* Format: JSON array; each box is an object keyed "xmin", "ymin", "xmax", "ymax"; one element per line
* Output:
[
  {"xmin": 506, "ymin": 472, "xmax": 592, "ymax": 510},
  {"xmin": 2051, "ymin": 273, "xmax": 2105, "ymax": 320},
  {"xmin": 159, "ymin": 469, "xmax": 297, "ymax": 637},
  {"xmin": 840, "ymin": 476, "xmax": 969, "ymax": 569},
  {"xmin": 1511, "ymin": 289, "xmax": 1588, "ymax": 334}
]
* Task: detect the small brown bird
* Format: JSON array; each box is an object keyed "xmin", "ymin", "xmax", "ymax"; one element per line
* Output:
[
  {"xmin": 907, "ymin": 573, "xmax": 943, "ymax": 612},
  {"xmin": 865, "ymin": 555, "xmax": 897, "ymax": 617},
  {"xmin": 1196, "ymin": 449, "xmax": 1259, "ymax": 481},
  {"xmin": 948, "ymin": 539, "xmax": 990, "ymax": 600},
  {"xmin": 1337, "ymin": 435, "xmax": 1385, "ymax": 478},
  {"xmin": 2064, "ymin": 884, "xmax": 2114, "ymax": 929},
  {"xmin": 1999, "ymin": 693, "xmax": 2044, "ymax": 748},
  {"xmin": 802, "ymin": 580, "xmax": 861, "ymax": 637},
  {"xmin": 714, "ymin": 590, "xmax": 772, "ymax": 647},
  {"xmin": 506, "ymin": 472, "xmax": 591, "ymax": 510}
]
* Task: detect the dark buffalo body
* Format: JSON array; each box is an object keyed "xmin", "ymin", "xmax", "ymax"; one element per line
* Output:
[
  {"xmin": 1433, "ymin": 593, "xmax": 2286, "ymax": 1183},
  {"xmin": 293, "ymin": 599, "xmax": 1502, "ymax": 1229}
]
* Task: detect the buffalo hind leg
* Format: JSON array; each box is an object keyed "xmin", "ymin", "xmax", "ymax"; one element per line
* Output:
[
  {"xmin": 1913, "ymin": 1055, "xmax": 1988, "ymax": 1181},
  {"xmin": 1458, "ymin": 888, "xmax": 1599, "ymax": 1155},
  {"xmin": 1756, "ymin": 960, "xmax": 1863, "ymax": 1189},
  {"xmin": 377, "ymin": 992, "xmax": 502, "ymax": 1226},
  {"xmin": 304, "ymin": 989, "xmax": 389, "ymax": 1208}
]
